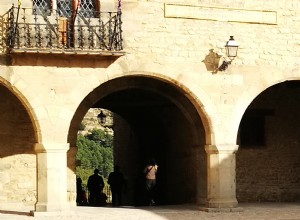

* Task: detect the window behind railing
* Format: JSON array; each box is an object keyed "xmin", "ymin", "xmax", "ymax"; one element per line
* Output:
[
  {"xmin": 79, "ymin": 0, "xmax": 97, "ymax": 18},
  {"xmin": 6, "ymin": 5, "xmax": 123, "ymax": 53},
  {"xmin": 33, "ymin": 0, "xmax": 51, "ymax": 16},
  {"xmin": 57, "ymin": 0, "xmax": 73, "ymax": 17},
  {"xmin": 32, "ymin": 0, "xmax": 104, "ymax": 18}
]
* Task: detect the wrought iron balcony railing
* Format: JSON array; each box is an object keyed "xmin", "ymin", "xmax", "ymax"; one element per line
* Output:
[{"xmin": 6, "ymin": 5, "xmax": 123, "ymax": 55}]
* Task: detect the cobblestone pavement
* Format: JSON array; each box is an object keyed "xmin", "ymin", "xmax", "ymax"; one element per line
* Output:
[{"xmin": 1, "ymin": 203, "xmax": 300, "ymax": 220}]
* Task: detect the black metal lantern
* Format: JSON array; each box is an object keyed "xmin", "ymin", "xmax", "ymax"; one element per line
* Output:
[
  {"xmin": 225, "ymin": 36, "xmax": 239, "ymax": 60},
  {"xmin": 97, "ymin": 110, "xmax": 107, "ymax": 124},
  {"xmin": 217, "ymin": 36, "xmax": 239, "ymax": 71}
]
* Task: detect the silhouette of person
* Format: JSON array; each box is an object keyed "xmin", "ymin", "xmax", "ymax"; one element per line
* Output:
[
  {"xmin": 108, "ymin": 165, "xmax": 126, "ymax": 206},
  {"xmin": 76, "ymin": 177, "xmax": 87, "ymax": 206},
  {"xmin": 144, "ymin": 158, "xmax": 158, "ymax": 206},
  {"xmin": 87, "ymin": 168, "xmax": 105, "ymax": 206}
]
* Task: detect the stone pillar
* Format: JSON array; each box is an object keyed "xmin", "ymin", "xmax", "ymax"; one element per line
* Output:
[
  {"xmin": 34, "ymin": 143, "xmax": 70, "ymax": 212},
  {"xmin": 205, "ymin": 144, "xmax": 239, "ymax": 209}
]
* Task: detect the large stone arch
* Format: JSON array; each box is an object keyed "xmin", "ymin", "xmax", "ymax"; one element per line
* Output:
[
  {"xmin": 68, "ymin": 70, "xmax": 214, "ymax": 150},
  {"xmin": 105, "ymin": 57, "xmax": 218, "ymax": 143},
  {"xmin": 0, "ymin": 77, "xmax": 41, "ymax": 142},
  {"xmin": 231, "ymin": 68, "xmax": 300, "ymax": 143},
  {"xmin": 68, "ymin": 72, "xmax": 212, "ymax": 206},
  {"xmin": 236, "ymin": 78, "xmax": 300, "ymax": 202},
  {"xmin": 1, "ymin": 68, "xmax": 78, "ymax": 212},
  {"xmin": 0, "ymin": 77, "xmax": 40, "ymax": 211}
]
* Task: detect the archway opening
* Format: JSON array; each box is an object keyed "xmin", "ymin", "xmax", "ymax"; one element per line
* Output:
[
  {"xmin": 0, "ymin": 84, "xmax": 37, "ymax": 211},
  {"xmin": 237, "ymin": 80, "xmax": 300, "ymax": 203},
  {"xmin": 69, "ymin": 76, "xmax": 207, "ymax": 207}
]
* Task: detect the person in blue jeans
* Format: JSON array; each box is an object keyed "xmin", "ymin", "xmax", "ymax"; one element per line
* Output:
[{"xmin": 144, "ymin": 159, "xmax": 158, "ymax": 206}]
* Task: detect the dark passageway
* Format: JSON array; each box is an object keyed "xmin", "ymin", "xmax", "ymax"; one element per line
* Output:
[{"xmin": 73, "ymin": 76, "xmax": 208, "ymax": 206}]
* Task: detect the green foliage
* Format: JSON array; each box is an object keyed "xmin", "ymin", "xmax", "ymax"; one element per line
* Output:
[
  {"xmin": 78, "ymin": 123, "xmax": 86, "ymax": 131},
  {"xmin": 86, "ymin": 128, "xmax": 113, "ymax": 148},
  {"xmin": 76, "ymin": 167, "xmax": 94, "ymax": 190},
  {"xmin": 76, "ymin": 129, "xmax": 113, "ymax": 184}
]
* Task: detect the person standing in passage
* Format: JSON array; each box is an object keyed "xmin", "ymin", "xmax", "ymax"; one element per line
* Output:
[
  {"xmin": 144, "ymin": 158, "xmax": 158, "ymax": 206},
  {"xmin": 76, "ymin": 177, "xmax": 87, "ymax": 206},
  {"xmin": 87, "ymin": 168, "xmax": 105, "ymax": 206},
  {"xmin": 108, "ymin": 165, "xmax": 126, "ymax": 206}
]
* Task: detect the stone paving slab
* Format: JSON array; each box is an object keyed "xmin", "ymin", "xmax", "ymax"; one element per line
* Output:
[{"xmin": 1, "ymin": 203, "xmax": 300, "ymax": 220}]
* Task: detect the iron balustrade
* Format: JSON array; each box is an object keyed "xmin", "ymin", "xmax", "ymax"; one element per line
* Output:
[{"xmin": 6, "ymin": 5, "xmax": 123, "ymax": 54}]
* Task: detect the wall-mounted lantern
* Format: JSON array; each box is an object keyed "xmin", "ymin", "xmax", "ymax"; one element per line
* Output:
[{"xmin": 217, "ymin": 36, "xmax": 239, "ymax": 71}]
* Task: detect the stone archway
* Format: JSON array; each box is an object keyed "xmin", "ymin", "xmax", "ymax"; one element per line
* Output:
[
  {"xmin": 237, "ymin": 80, "xmax": 300, "ymax": 203},
  {"xmin": 68, "ymin": 75, "xmax": 209, "ymax": 206},
  {"xmin": 0, "ymin": 82, "xmax": 39, "ymax": 211}
]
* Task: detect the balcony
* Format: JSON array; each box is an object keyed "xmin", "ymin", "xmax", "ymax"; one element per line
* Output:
[{"xmin": 5, "ymin": 5, "xmax": 124, "ymax": 57}]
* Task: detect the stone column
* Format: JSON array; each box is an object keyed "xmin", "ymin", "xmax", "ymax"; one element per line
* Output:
[
  {"xmin": 34, "ymin": 143, "xmax": 70, "ymax": 212},
  {"xmin": 205, "ymin": 144, "xmax": 239, "ymax": 209}
]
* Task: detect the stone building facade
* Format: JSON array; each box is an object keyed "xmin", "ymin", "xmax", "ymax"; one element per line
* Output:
[{"xmin": 0, "ymin": 0, "xmax": 300, "ymax": 214}]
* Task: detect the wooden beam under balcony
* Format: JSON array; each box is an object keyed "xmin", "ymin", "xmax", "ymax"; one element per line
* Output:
[{"xmin": 8, "ymin": 52, "xmax": 124, "ymax": 68}]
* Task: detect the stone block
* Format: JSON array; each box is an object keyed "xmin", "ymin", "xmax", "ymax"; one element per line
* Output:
[
  {"xmin": 0, "ymin": 172, "xmax": 10, "ymax": 184},
  {"xmin": 0, "ymin": 162, "xmax": 12, "ymax": 171}
]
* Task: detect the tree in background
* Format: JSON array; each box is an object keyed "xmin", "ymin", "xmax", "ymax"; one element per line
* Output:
[
  {"xmin": 85, "ymin": 128, "xmax": 113, "ymax": 148},
  {"xmin": 76, "ymin": 128, "xmax": 113, "ymax": 189}
]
